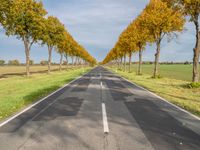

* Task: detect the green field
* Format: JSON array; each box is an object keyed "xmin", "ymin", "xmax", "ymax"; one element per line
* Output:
[
  {"xmin": 108, "ymin": 66, "xmax": 200, "ymax": 117},
  {"xmin": 0, "ymin": 67, "xmax": 91, "ymax": 120},
  {"xmin": 113, "ymin": 64, "xmax": 200, "ymax": 82}
]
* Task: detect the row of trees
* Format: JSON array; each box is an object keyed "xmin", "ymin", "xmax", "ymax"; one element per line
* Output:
[
  {"xmin": 0, "ymin": 0, "xmax": 96, "ymax": 76},
  {"xmin": 0, "ymin": 60, "xmax": 21, "ymax": 65},
  {"xmin": 0, "ymin": 59, "xmax": 85, "ymax": 66},
  {"xmin": 103, "ymin": 0, "xmax": 200, "ymax": 83}
]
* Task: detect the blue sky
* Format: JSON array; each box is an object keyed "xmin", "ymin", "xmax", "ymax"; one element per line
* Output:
[{"xmin": 0, "ymin": 0, "xmax": 196, "ymax": 63}]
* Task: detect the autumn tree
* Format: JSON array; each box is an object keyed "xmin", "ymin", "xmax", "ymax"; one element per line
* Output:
[
  {"xmin": 57, "ymin": 31, "xmax": 70, "ymax": 71},
  {"xmin": 126, "ymin": 16, "xmax": 151, "ymax": 75},
  {"xmin": 56, "ymin": 31, "xmax": 81, "ymax": 71},
  {"xmin": 117, "ymin": 31, "xmax": 133, "ymax": 72},
  {"xmin": 141, "ymin": 0, "xmax": 185, "ymax": 78},
  {"xmin": 162, "ymin": 0, "xmax": 200, "ymax": 83},
  {"xmin": 179, "ymin": 0, "xmax": 200, "ymax": 82},
  {"xmin": 0, "ymin": 0, "xmax": 7, "ymax": 25},
  {"xmin": 0, "ymin": 0, "xmax": 12, "ymax": 27},
  {"xmin": 1, "ymin": 0, "xmax": 47, "ymax": 76},
  {"xmin": 41, "ymin": 16, "xmax": 65, "ymax": 73}
]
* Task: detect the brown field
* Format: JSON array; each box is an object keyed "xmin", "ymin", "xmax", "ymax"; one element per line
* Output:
[{"xmin": 0, "ymin": 65, "xmax": 80, "ymax": 78}]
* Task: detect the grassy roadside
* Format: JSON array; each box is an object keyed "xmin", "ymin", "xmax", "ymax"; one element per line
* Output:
[
  {"xmin": 108, "ymin": 67, "xmax": 200, "ymax": 117},
  {"xmin": 0, "ymin": 67, "xmax": 91, "ymax": 120}
]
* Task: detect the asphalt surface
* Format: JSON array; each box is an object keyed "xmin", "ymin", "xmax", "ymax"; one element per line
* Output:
[{"xmin": 0, "ymin": 66, "xmax": 200, "ymax": 150}]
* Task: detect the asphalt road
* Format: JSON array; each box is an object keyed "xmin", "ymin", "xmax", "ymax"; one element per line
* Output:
[{"xmin": 0, "ymin": 66, "xmax": 200, "ymax": 150}]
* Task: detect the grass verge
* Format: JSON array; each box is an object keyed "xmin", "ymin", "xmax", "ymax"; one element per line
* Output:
[
  {"xmin": 108, "ymin": 67, "xmax": 200, "ymax": 117},
  {"xmin": 0, "ymin": 67, "xmax": 91, "ymax": 120}
]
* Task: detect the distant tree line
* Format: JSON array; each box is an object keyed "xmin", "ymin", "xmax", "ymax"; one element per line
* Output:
[{"xmin": 0, "ymin": 59, "xmax": 73, "ymax": 66}]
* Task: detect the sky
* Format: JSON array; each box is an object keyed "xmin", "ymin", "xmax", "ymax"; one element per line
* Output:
[{"xmin": 0, "ymin": 0, "xmax": 197, "ymax": 63}]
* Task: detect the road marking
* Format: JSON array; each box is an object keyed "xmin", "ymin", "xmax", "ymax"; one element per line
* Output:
[
  {"xmin": 100, "ymin": 75, "xmax": 109, "ymax": 134},
  {"xmin": 102, "ymin": 103, "xmax": 109, "ymax": 134},
  {"xmin": 0, "ymin": 70, "xmax": 92, "ymax": 128}
]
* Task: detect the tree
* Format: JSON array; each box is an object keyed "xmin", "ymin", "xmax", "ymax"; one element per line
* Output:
[
  {"xmin": 57, "ymin": 31, "xmax": 70, "ymax": 71},
  {"xmin": 126, "ymin": 16, "xmax": 151, "ymax": 75},
  {"xmin": 40, "ymin": 60, "xmax": 48, "ymax": 66},
  {"xmin": 0, "ymin": 60, "xmax": 5, "ymax": 65},
  {"xmin": 117, "ymin": 31, "xmax": 132, "ymax": 72},
  {"xmin": 179, "ymin": 0, "xmax": 200, "ymax": 82},
  {"xmin": 162, "ymin": 0, "xmax": 200, "ymax": 82},
  {"xmin": 8, "ymin": 59, "xmax": 20, "ymax": 65},
  {"xmin": 1, "ymin": 0, "xmax": 47, "ymax": 76},
  {"xmin": 41, "ymin": 16, "xmax": 65, "ymax": 74},
  {"xmin": 30, "ymin": 60, "xmax": 34, "ymax": 65},
  {"xmin": 0, "ymin": 0, "xmax": 13, "ymax": 28},
  {"xmin": 141, "ymin": 0, "xmax": 185, "ymax": 78},
  {"xmin": 0, "ymin": 0, "xmax": 8, "ymax": 25}
]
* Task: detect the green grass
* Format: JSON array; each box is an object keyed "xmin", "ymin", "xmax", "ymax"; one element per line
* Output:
[
  {"xmin": 108, "ymin": 67, "xmax": 200, "ymax": 117},
  {"xmin": 113, "ymin": 64, "xmax": 199, "ymax": 82},
  {"xmin": 0, "ymin": 67, "xmax": 91, "ymax": 120}
]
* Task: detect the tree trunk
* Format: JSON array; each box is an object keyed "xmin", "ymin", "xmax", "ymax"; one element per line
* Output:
[
  {"xmin": 74, "ymin": 57, "xmax": 78, "ymax": 66},
  {"xmin": 76, "ymin": 57, "xmax": 78, "ymax": 65},
  {"xmin": 65, "ymin": 54, "xmax": 68, "ymax": 68},
  {"xmin": 138, "ymin": 49, "xmax": 143, "ymax": 75},
  {"xmin": 65, "ymin": 54, "xmax": 68, "ymax": 63},
  {"xmin": 153, "ymin": 39, "xmax": 161, "ymax": 78},
  {"xmin": 23, "ymin": 39, "xmax": 30, "ymax": 77},
  {"xmin": 120, "ymin": 57, "xmax": 123, "ymax": 70},
  {"xmin": 193, "ymin": 20, "xmax": 200, "ymax": 82},
  {"xmin": 74, "ymin": 57, "xmax": 76, "ymax": 66},
  {"xmin": 71, "ymin": 56, "xmax": 74, "ymax": 66},
  {"xmin": 59, "ymin": 53, "xmax": 63, "ymax": 71},
  {"xmin": 78, "ymin": 57, "xmax": 81, "ymax": 65},
  {"xmin": 117, "ymin": 58, "xmax": 120, "ymax": 69},
  {"xmin": 48, "ymin": 46, "xmax": 53, "ymax": 74},
  {"xmin": 124, "ymin": 53, "xmax": 126, "ymax": 72},
  {"xmin": 129, "ymin": 52, "xmax": 132, "ymax": 73}
]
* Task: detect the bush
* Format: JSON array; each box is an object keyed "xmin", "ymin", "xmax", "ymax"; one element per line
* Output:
[
  {"xmin": 0, "ymin": 60, "xmax": 5, "ymax": 65},
  {"xmin": 30, "ymin": 60, "xmax": 34, "ymax": 65},
  {"xmin": 63, "ymin": 61, "xmax": 68, "ymax": 65},
  {"xmin": 151, "ymin": 74, "xmax": 162, "ymax": 79},
  {"xmin": 184, "ymin": 61, "xmax": 190, "ymax": 65},
  {"xmin": 188, "ymin": 82, "xmax": 200, "ymax": 88},
  {"xmin": 40, "ymin": 60, "xmax": 48, "ymax": 66},
  {"xmin": 8, "ymin": 60, "xmax": 20, "ymax": 66}
]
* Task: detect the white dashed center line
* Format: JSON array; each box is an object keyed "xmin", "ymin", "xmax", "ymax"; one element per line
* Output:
[
  {"xmin": 100, "ymin": 75, "xmax": 109, "ymax": 134},
  {"xmin": 102, "ymin": 103, "xmax": 109, "ymax": 134}
]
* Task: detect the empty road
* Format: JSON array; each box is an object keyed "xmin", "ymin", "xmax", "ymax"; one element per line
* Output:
[{"xmin": 0, "ymin": 66, "xmax": 200, "ymax": 150}]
